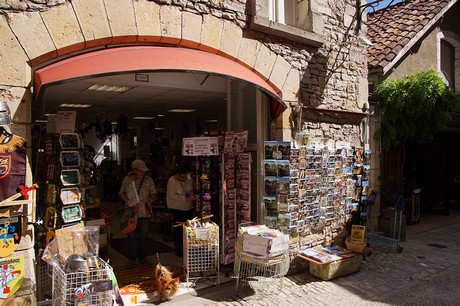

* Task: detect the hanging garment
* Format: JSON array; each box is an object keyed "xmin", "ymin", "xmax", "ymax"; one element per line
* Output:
[{"xmin": 0, "ymin": 133, "xmax": 27, "ymax": 202}]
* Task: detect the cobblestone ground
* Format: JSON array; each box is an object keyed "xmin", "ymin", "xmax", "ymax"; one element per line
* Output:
[{"xmin": 165, "ymin": 221, "xmax": 460, "ymax": 306}]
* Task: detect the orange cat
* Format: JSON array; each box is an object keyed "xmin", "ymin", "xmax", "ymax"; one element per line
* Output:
[{"xmin": 154, "ymin": 264, "xmax": 180, "ymax": 301}]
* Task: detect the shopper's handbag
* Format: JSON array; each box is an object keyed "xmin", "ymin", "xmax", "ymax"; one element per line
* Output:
[
  {"xmin": 119, "ymin": 176, "xmax": 145, "ymax": 234},
  {"xmin": 120, "ymin": 205, "xmax": 137, "ymax": 234}
]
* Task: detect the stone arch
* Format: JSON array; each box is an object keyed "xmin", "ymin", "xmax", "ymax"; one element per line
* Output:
[{"xmin": 1, "ymin": 0, "xmax": 299, "ymax": 106}]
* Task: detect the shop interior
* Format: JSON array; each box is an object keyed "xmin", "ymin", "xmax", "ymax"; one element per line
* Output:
[{"xmin": 32, "ymin": 69, "xmax": 267, "ymax": 276}]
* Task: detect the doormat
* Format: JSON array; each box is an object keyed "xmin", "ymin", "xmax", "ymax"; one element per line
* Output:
[
  {"xmin": 113, "ymin": 263, "xmax": 184, "ymax": 305},
  {"xmin": 110, "ymin": 237, "xmax": 175, "ymax": 257}
]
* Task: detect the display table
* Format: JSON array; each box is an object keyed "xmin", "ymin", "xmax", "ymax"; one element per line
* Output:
[{"xmin": 297, "ymin": 250, "xmax": 362, "ymax": 281}]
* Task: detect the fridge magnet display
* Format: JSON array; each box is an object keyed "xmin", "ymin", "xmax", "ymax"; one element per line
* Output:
[
  {"xmin": 60, "ymin": 187, "xmax": 81, "ymax": 205},
  {"xmin": 60, "ymin": 169, "xmax": 81, "ymax": 186},
  {"xmin": 59, "ymin": 133, "xmax": 81, "ymax": 149},
  {"xmin": 0, "ymin": 254, "xmax": 24, "ymax": 299},
  {"xmin": 0, "ymin": 216, "xmax": 22, "ymax": 258},
  {"xmin": 61, "ymin": 205, "xmax": 83, "ymax": 223},
  {"xmin": 60, "ymin": 151, "xmax": 81, "ymax": 167}
]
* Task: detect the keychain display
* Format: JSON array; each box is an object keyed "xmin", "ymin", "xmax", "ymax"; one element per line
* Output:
[
  {"xmin": 46, "ymin": 184, "xmax": 57, "ymax": 205},
  {"xmin": 45, "ymin": 207, "xmax": 57, "ymax": 229}
]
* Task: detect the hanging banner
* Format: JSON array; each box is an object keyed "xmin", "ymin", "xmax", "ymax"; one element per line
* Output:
[
  {"xmin": 182, "ymin": 137, "xmax": 219, "ymax": 156},
  {"xmin": 0, "ymin": 255, "xmax": 24, "ymax": 299},
  {"xmin": 0, "ymin": 216, "xmax": 22, "ymax": 257}
]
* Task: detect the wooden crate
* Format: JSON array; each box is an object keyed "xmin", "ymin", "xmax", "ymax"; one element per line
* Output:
[{"xmin": 298, "ymin": 252, "xmax": 362, "ymax": 281}]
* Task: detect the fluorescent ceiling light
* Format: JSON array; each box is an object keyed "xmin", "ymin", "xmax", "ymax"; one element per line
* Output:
[
  {"xmin": 59, "ymin": 103, "xmax": 92, "ymax": 108},
  {"xmin": 154, "ymin": 127, "xmax": 164, "ymax": 130},
  {"xmin": 157, "ymin": 114, "xmax": 165, "ymax": 117},
  {"xmin": 35, "ymin": 120, "xmax": 47, "ymax": 123},
  {"xmin": 205, "ymin": 119, "xmax": 218, "ymax": 123},
  {"xmin": 87, "ymin": 84, "xmax": 132, "ymax": 92},
  {"xmin": 167, "ymin": 109, "xmax": 196, "ymax": 113},
  {"xmin": 133, "ymin": 116, "xmax": 154, "ymax": 120}
]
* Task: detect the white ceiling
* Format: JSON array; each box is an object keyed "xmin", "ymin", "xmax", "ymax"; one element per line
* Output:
[{"xmin": 35, "ymin": 71, "xmax": 229, "ymax": 127}]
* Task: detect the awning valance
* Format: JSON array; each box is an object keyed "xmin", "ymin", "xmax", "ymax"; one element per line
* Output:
[{"xmin": 34, "ymin": 46, "xmax": 287, "ymax": 118}]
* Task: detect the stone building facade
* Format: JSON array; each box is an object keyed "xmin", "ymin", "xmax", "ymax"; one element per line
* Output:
[{"xmin": 0, "ymin": 0, "xmax": 369, "ymax": 302}]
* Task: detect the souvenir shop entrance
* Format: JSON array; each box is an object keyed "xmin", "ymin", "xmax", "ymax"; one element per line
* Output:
[{"xmin": 31, "ymin": 46, "xmax": 286, "ymax": 271}]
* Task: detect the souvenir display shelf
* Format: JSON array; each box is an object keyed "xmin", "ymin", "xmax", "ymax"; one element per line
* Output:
[
  {"xmin": 183, "ymin": 222, "xmax": 220, "ymax": 287},
  {"xmin": 220, "ymin": 150, "xmax": 251, "ymax": 264},
  {"xmin": 52, "ymin": 259, "xmax": 113, "ymax": 306}
]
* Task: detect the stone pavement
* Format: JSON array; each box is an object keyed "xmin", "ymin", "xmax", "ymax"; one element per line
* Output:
[{"xmin": 162, "ymin": 219, "xmax": 460, "ymax": 306}]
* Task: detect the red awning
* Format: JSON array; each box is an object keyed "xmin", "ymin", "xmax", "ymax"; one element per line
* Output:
[{"xmin": 34, "ymin": 46, "xmax": 286, "ymax": 118}]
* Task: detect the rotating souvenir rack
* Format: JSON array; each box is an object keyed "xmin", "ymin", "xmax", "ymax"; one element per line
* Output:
[
  {"xmin": 220, "ymin": 131, "xmax": 251, "ymax": 265},
  {"xmin": 182, "ymin": 219, "xmax": 220, "ymax": 287}
]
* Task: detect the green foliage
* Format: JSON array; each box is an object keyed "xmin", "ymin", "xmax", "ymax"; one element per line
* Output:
[{"xmin": 374, "ymin": 69, "xmax": 459, "ymax": 150}]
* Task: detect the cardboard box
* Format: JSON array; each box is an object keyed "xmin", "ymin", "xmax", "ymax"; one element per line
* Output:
[
  {"xmin": 242, "ymin": 233, "xmax": 289, "ymax": 257},
  {"xmin": 345, "ymin": 236, "xmax": 367, "ymax": 253},
  {"xmin": 308, "ymin": 253, "xmax": 362, "ymax": 281}
]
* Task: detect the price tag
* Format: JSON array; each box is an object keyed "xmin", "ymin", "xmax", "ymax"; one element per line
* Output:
[{"xmin": 195, "ymin": 227, "xmax": 211, "ymax": 240}]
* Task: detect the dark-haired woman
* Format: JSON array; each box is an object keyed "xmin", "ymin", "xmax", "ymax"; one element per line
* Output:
[{"xmin": 166, "ymin": 166, "xmax": 195, "ymax": 257}]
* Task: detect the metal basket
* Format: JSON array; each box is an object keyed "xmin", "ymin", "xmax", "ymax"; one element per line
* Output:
[
  {"xmin": 234, "ymin": 225, "xmax": 290, "ymax": 293},
  {"xmin": 183, "ymin": 222, "xmax": 220, "ymax": 286},
  {"xmin": 52, "ymin": 259, "xmax": 113, "ymax": 306}
]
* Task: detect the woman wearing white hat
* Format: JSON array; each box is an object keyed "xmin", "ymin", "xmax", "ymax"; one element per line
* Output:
[{"xmin": 119, "ymin": 159, "xmax": 157, "ymax": 267}]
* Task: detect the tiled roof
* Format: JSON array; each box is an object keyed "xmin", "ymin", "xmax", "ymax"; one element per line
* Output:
[{"xmin": 367, "ymin": 0, "xmax": 451, "ymax": 72}]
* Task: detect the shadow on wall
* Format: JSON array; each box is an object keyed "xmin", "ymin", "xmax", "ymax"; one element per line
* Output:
[{"xmin": 300, "ymin": 50, "xmax": 328, "ymax": 107}]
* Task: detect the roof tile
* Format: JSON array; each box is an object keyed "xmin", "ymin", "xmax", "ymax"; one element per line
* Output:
[{"xmin": 367, "ymin": 0, "xmax": 451, "ymax": 71}]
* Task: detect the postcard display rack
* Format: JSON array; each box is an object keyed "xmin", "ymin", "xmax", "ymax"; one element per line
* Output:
[
  {"xmin": 263, "ymin": 140, "xmax": 371, "ymax": 235},
  {"xmin": 183, "ymin": 221, "xmax": 220, "ymax": 286},
  {"xmin": 220, "ymin": 131, "xmax": 251, "ymax": 265}
]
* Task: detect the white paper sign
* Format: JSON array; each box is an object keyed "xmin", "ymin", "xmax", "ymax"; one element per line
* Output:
[
  {"xmin": 195, "ymin": 227, "xmax": 211, "ymax": 240},
  {"xmin": 182, "ymin": 137, "xmax": 219, "ymax": 156},
  {"xmin": 269, "ymin": 235, "xmax": 289, "ymax": 256},
  {"xmin": 56, "ymin": 111, "xmax": 76, "ymax": 133},
  {"xmin": 242, "ymin": 234, "xmax": 269, "ymax": 256}
]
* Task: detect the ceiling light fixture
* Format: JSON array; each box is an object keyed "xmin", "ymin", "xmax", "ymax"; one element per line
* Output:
[
  {"xmin": 87, "ymin": 84, "xmax": 132, "ymax": 92},
  {"xmin": 133, "ymin": 116, "xmax": 154, "ymax": 120},
  {"xmin": 205, "ymin": 119, "xmax": 218, "ymax": 123},
  {"xmin": 59, "ymin": 103, "xmax": 92, "ymax": 108},
  {"xmin": 167, "ymin": 109, "xmax": 196, "ymax": 113}
]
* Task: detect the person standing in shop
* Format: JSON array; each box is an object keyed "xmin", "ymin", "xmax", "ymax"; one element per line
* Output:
[
  {"xmin": 119, "ymin": 159, "xmax": 157, "ymax": 266},
  {"xmin": 166, "ymin": 164, "xmax": 195, "ymax": 257}
]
